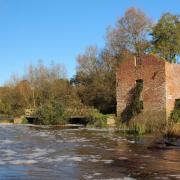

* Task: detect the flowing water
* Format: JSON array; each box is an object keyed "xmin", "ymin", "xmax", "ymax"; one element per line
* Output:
[{"xmin": 0, "ymin": 124, "xmax": 179, "ymax": 180}]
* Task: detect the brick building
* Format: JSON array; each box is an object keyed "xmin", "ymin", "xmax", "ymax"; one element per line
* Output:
[{"xmin": 116, "ymin": 54, "xmax": 180, "ymax": 124}]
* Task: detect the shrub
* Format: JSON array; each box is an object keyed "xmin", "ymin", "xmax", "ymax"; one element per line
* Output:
[
  {"xmin": 170, "ymin": 99, "xmax": 180, "ymax": 123},
  {"xmin": 21, "ymin": 117, "xmax": 28, "ymax": 124},
  {"xmin": 87, "ymin": 109, "xmax": 108, "ymax": 128},
  {"xmin": 170, "ymin": 109, "xmax": 180, "ymax": 123},
  {"xmin": 34, "ymin": 101, "xmax": 67, "ymax": 125},
  {"xmin": 165, "ymin": 123, "xmax": 180, "ymax": 138}
]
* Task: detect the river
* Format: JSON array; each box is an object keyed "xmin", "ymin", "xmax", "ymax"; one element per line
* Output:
[{"xmin": 0, "ymin": 124, "xmax": 179, "ymax": 180}]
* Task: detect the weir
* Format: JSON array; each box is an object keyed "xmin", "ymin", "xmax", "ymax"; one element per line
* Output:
[
  {"xmin": 69, "ymin": 116, "xmax": 88, "ymax": 125},
  {"xmin": 25, "ymin": 116, "xmax": 38, "ymax": 124}
]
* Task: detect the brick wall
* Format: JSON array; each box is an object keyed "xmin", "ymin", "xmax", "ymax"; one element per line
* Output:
[
  {"xmin": 165, "ymin": 62, "xmax": 180, "ymax": 119},
  {"xmin": 116, "ymin": 55, "xmax": 167, "ymax": 123}
]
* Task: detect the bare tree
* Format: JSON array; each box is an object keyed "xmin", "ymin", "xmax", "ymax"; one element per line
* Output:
[{"xmin": 107, "ymin": 8, "xmax": 152, "ymax": 57}]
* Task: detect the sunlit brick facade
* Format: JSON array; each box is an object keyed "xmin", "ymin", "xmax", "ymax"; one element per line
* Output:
[{"xmin": 116, "ymin": 54, "xmax": 180, "ymax": 123}]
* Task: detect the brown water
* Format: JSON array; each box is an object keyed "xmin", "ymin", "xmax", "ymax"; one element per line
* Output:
[{"xmin": 0, "ymin": 124, "xmax": 179, "ymax": 180}]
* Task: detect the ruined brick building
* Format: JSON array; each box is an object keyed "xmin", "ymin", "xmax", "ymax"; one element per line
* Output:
[{"xmin": 116, "ymin": 54, "xmax": 180, "ymax": 124}]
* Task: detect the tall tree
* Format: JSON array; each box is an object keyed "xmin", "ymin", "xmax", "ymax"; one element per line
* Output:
[
  {"xmin": 72, "ymin": 46, "xmax": 116, "ymax": 113},
  {"xmin": 151, "ymin": 13, "xmax": 180, "ymax": 63},
  {"xmin": 107, "ymin": 8, "xmax": 152, "ymax": 58}
]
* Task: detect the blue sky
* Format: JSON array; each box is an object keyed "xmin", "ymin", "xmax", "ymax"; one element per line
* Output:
[{"xmin": 0, "ymin": 0, "xmax": 179, "ymax": 85}]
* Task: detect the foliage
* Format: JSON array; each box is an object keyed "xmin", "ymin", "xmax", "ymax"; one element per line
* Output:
[
  {"xmin": 121, "ymin": 80, "xmax": 143, "ymax": 123},
  {"xmin": 0, "ymin": 86, "xmax": 25, "ymax": 116},
  {"xmin": 21, "ymin": 117, "xmax": 28, "ymax": 124},
  {"xmin": 86, "ymin": 109, "xmax": 108, "ymax": 128},
  {"xmin": 106, "ymin": 8, "xmax": 152, "ymax": 57},
  {"xmin": 164, "ymin": 100, "xmax": 180, "ymax": 138},
  {"xmin": 118, "ymin": 113, "xmax": 167, "ymax": 135},
  {"xmin": 170, "ymin": 99, "xmax": 180, "ymax": 123},
  {"xmin": 151, "ymin": 13, "xmax": 180, "ymax": 63},
  {"xmin": 33, "ymin": 101, "xmax": 67, "ymax": 125},
  {"xmin": 72, "ymin": 46, "xmax": 116, "ymax": 114},
  {"xmin": 165, "ymin": 123, "xmax": 180, "ymax": 138},
  {"xmin": 170, "ymin": 109, "xmax": 180, "ymax": 123},
  {"xmin": 0, "ymin": 62, "xmax": 82, "ymax": 119},
  {"xmin": 131, "ymin": 80, "xmax": 144, "ymax": 114},
  {"xmin": 0, "ymin": 60, "xmax": 109, "ymax": 126}
]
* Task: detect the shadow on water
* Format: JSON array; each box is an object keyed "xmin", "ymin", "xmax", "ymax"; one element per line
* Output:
[{"xmin": 0, "ymin": 124, "xmax": 179, "ymax": 179}]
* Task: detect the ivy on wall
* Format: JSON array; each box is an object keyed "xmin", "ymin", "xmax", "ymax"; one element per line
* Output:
[
  {"xmin": 121, "ymin": 79, "xmax": 144, "ymax": 123},
  {"xmin": 170, "ymin": 99, "xmax": 180, "ymax": 123}
]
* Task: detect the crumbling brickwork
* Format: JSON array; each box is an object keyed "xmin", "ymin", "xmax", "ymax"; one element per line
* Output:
[{"xmin": 116, "ymin": 54, "xmax": 180, "ymax": 123}]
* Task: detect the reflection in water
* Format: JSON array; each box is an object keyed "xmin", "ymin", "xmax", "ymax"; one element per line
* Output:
[{"xmin": 0, "ymin": 124, "xmax": 179, "ymax": 180}]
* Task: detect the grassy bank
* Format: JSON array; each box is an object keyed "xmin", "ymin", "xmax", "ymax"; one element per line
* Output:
[{"xmin": 165, "ymin": 123, "xmax": 180, "ymax": 138}]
